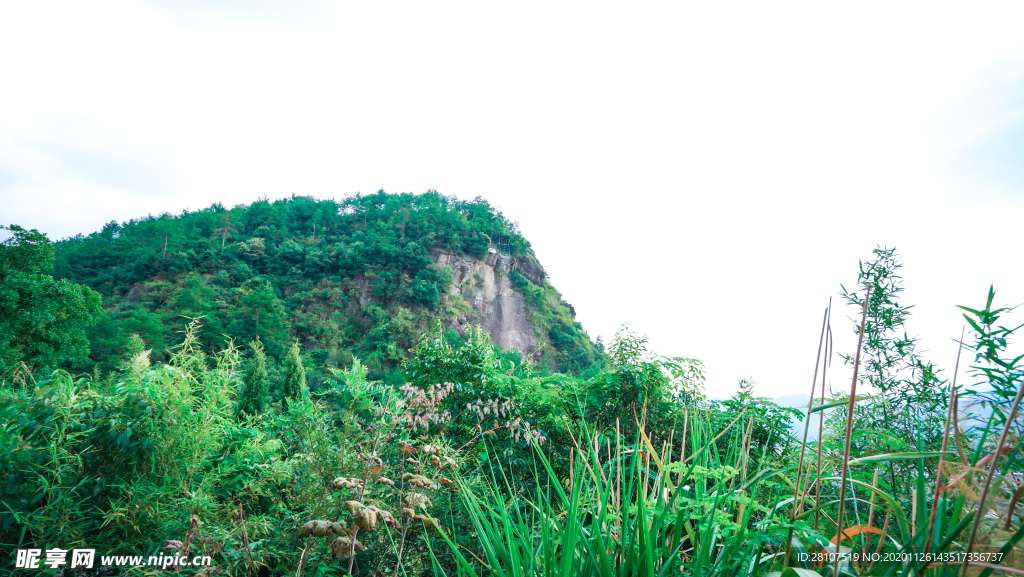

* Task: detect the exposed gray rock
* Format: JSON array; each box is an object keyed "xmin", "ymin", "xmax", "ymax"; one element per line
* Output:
[
  {"xmin": 353, "ymin": 275, "xmax": 372, "ymax": 307},
  {"xmin": 433, "ymin": 248, "xmax": 538, "ymax": 358}
]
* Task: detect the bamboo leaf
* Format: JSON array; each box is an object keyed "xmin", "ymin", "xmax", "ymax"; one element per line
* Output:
[
  {"xmin": 848, "ymin": 451, "xmax": 954, "ymax": 465},
  {"xmin": 807, "ymin": 396, "xmax": 874, "ymax": 413}
]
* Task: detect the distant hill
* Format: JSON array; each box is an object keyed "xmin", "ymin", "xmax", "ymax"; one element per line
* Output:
[
  {"xmin": 54, "ymin": 191, "xmax": 604, "ymax": 385},
  {"xmin": 773, "ymin": 393, "xmax": 810, "ymax": 408}
]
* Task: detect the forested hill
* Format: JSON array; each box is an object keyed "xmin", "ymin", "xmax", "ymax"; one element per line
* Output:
[{"xmin": 52, "ymin": 191, "xmax": 604, "ymax": 385}]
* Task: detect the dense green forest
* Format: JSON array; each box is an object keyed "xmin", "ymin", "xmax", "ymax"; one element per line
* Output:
[
  {"xmin": 46, "ymin": 191, "xmax": 603, "ymax": 386},
  {"xmin": 2, "ymin": 198, "xmax": 1023, "ymax": 577}
]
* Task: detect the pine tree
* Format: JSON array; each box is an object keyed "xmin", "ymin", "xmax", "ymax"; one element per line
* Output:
[
  {"xmin": 237, "ymin": 338, "xmax": 270, "ymax": 417},
  {"xmin": 211, "ymin": 212, "xmax": 237, "ymax": 249},
  {"xmin": 282, "ymin": 341, "xmax": 307, "ymax": 401},
  {"xmin": 232, "ymin": 280, "xmax": 290, "ymax": 346}
]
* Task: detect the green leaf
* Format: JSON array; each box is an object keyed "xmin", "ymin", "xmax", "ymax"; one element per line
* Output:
[
  {"xmin": 807, "ymin": 396, "xmax": 874, "ymax": 413},
  {"xmin": 955, "ymin": 305, "xmax": 983, "ymax": 316},
  {"xmin": 807, "ymin": 399, "xmax": 850, "ymax": 413},
  {"xmin": 848, "ymin": 451, "xmax": 954, "ymax": 465}
]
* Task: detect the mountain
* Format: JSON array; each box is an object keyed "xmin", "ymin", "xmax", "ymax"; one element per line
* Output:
[
  {"xmin": 773, "ymin": 393, "xmax": 810, "ymax": 408},
  {"xmin": 53, "ymin": 191, "xmax": 604, "ymax": 385}
]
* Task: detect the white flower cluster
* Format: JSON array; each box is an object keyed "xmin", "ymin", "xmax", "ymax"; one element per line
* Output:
[
  {"xmin": 467, "ymin": 398, "xmax": 546, "ymax": 445},
  {"xmin": 466, "ymin": 397, "xmax": 514, "ymax": 420},
  {"xmin": 394, "ymin": 382, "xmax": 454, "ymax": 432},
  {"xmin": 507, "ymin": 417, "xmax": 547, "ymax": 444}
]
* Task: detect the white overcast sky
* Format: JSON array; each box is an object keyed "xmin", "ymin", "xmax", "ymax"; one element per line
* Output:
[{"xmin": 2, "ymin": 1, "xmax": 1023, "ymax": 399}]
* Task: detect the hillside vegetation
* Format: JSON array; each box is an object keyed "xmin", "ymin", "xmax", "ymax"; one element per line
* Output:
[{"xmin": 50, "ymin": 191, "xmax": 603, "ymax": 385}]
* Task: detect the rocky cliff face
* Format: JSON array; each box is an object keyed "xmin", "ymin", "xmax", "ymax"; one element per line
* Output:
[{"xmin": 433, "ymin": 248, "xmax": 541, "ymax": 357}]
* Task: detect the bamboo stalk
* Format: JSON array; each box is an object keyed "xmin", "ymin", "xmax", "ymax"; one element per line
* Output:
[
  {"xmin": 784, "ymin": 306, "xmax": 830, "ymax": 569},
  {"xmin": 911, "ymin": 488, "xmax": 917, "ymax": 536},
  {"xmin": 797, "ymin": 306, "xmax": 830, "ymax": 509},
  {"xmin": 596, "ymin": 432, "xmax": 608, "ymax": 485},
  {"xmin": 834, "ymin": 285, "xmax": 872, "ymax": 577},
  {"xmin": 922, "ymin": 327, "xmax": 964, "ymax": 556},
  {"xmin": 294, "ymin": 536, "xmax": 313, "ymax": 577},
  {"xmin": 864, "ymin": 512, "xmax": 890, "ymax": 574},
  {"xmin": 741, "ymin": 415, "xmax": 753, "ymax": 485},
  {"xmin": 616, "ymin": 418, "xmax": 622, "ymax": 523},
  {"xmin": 863, "ymin": 469, "xmax": 879, "ymax": 562},
  {"xmin": 678, "ymin": 410, "xmax": 688, "ymax": 488},
  {"xmin": 815, "ymin": 303, "xmax": 833, "ymax": 532},
  {"xmin": 569, "ymin": 450, "xmax": 574, "ymax": 493}
]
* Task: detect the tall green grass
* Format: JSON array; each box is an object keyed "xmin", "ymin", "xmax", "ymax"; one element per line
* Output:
[
  {"xmin": 438, "ymin": 406, "xmax": 1024, "ymax": 576},
  {"xmin": 434, "ymin": 409, "xmax": 786, "ymax": 577},
  {"xmin": 437, "ymin": 286, "xmax": 1024, "ymax": 577}
]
